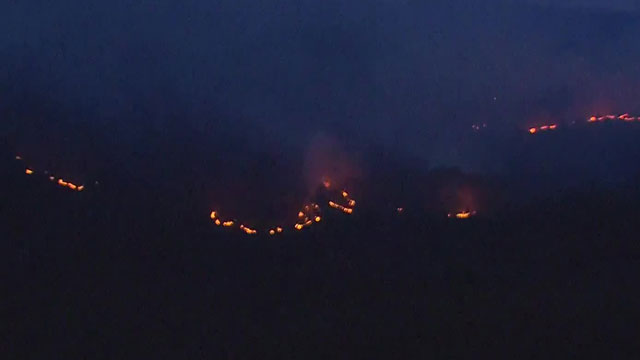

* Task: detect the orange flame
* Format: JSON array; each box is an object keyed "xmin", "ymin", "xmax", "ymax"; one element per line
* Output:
[
  {"xmin": 243, "ymin": 228, "xmax": 257, "ymax": 235},
  {"xmin": 529, "ymin": 124, "xmax": 558, "ymax": 134},
  {"xmin": 590, "ymin": 114, "xmax": 638, "ymax": 123}
]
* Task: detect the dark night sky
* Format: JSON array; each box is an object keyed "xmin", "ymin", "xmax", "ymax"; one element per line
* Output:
[{"xmin": 1, "ymin": 0, "xmax": 639, "ymax": 174}]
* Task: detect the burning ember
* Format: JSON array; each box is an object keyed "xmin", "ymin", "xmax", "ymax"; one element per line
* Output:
[
  {"xmin": 16, "ymin": 156, "xmax": 85, "ymax": 192},
  {"xmin": 528, "ymin": 124, "xmax": 558, "ymax": 134},
  {"xmin": 448, "ymin": 210, "xmax": 477, "ymax": 219},
  {"xmin": 211, "ymin": 210, "xmax": 251, "ymax": 231},
  {"xmin": 327, "ymin": 189, "xmax": 356, "ymax": 215},
  {"xmin": 239, "ymin": 224, "xmax": 258, "ymax": 235},
  {"xmin": 208, "ymin": 181, "xmax": 358, "ymax": 236},
  {"xmin": 294, "ymin": 202, "xmax": 322, "ymax": 231},
  {"xmin": 588, "ymin": 114, "xmax": 639, "ymax": 123}
]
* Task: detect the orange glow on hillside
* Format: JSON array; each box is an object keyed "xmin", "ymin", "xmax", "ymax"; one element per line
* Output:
[{"xmin": 207, "ymin": 184, "xmax": 356, "ymax": 236}]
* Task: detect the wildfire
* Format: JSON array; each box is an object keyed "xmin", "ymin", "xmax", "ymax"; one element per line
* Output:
[
  {"xmin": 328, "ymin": 200, "xmax": 354, "ymax": 214},
  {"xmin": 528, "ymin": 124, "xmax": 558, "ymax": 134},
  {"xmin": 16, "ymin": 156, "xmax": 86, "ymax": 192},
  {"xmin": 589, "ymin": 114, "xmax": 639, "ymax": 123},
  {"xmin": 448, "ymin": 210, "xmax": 477, "ymax": 219},
  {"xmin": 326, "ymin": 189, "xmax": 356, "ymax": 215},
  {"xmin": 210, "ymin": 210, "xmax": 238, "ymax": 229},
  {"xmin": 268, "ymin": 226, "xmax": 284, "ymax": 235},
  {"xmin": 293, "ymin": 202, "xmax": 322, "ymax": 231},
  {"xmin": 207, "ymin": 182, "xmax": 351, "ymax": 236},
  {"xmin": 209, "ymin": 205, "xmax": 290, "ymax": 235},
  {"xmin": 239, "ymin": 224, "xmax": 257, "ymax": 235}
]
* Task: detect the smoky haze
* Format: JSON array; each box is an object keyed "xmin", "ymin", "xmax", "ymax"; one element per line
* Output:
[{"xmin": 2, "ymin": 0, "xmax": 640, "ymax": 217}]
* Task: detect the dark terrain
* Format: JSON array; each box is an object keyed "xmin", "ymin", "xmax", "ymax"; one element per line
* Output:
[{"xmin": 2, "ymin": 145, "xmax": 639, "ymax": 358}]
